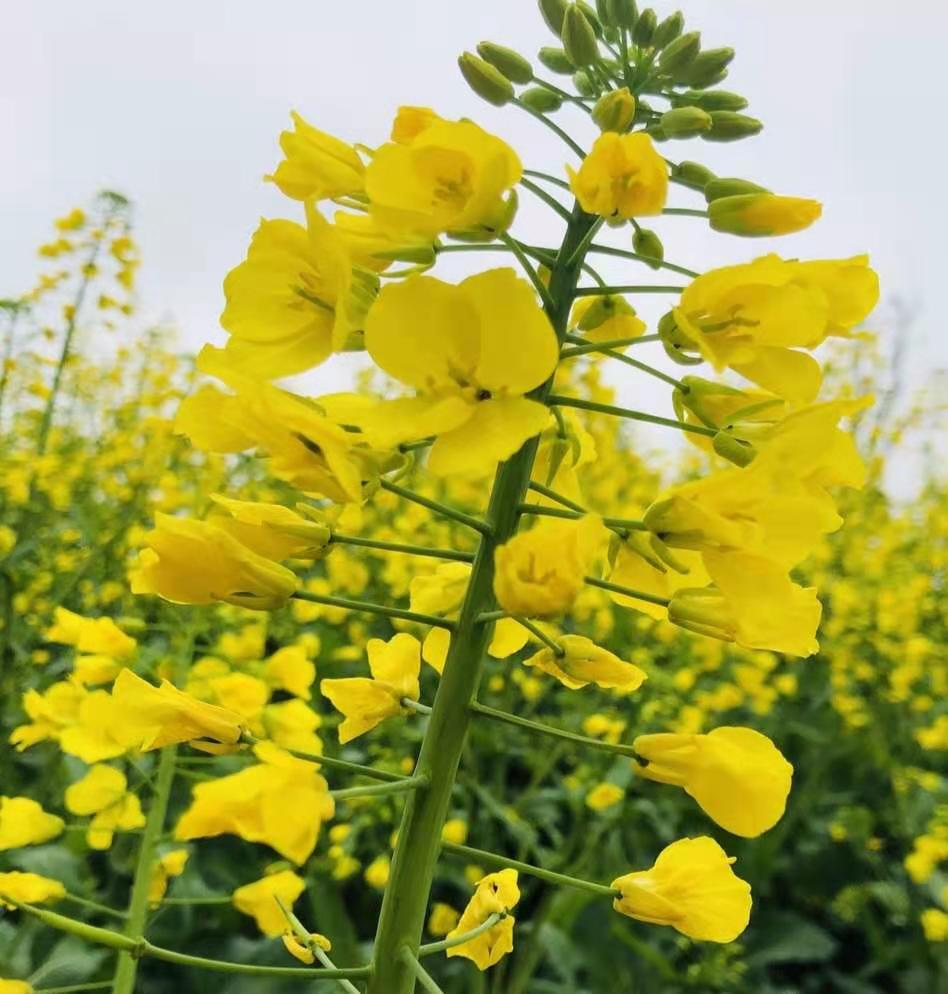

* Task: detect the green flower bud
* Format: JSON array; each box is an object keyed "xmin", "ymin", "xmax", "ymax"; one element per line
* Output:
[
  {"xmin": 573, "ymin": 69, "xmax": 598, "ymax": 97},
  {"xmin": 476, "ymin": 42, "xmax": 534, "ymax": 84},
  {"xmin": 538, "ymin": 46, "xmax": 575, "ymax": 74},
  {"xmin": 703, "ymin": 111, "xmax": 763, "ymax": 142},
  {"xmin": 658, "ymin": 310, "xmax": 703, "ymax": 366},
  {"xmin": 644, "ymin": 122, "xmax": 666, "ymax": 141},
  {"xmin": 658, "ymin": 30, "xmax": 701, "ymax": 74},
  {"xmin": 660, "ymin": 105, "xmax": 712, "ymax": 138},
  {"xmin": 672, "ymin": 160, "xmax": 716, "ymax": 190},
  {"xmin": 539, "ymin": 0, "xmax": 570, "ymax": 35},
  {"xmin": 591, "ymin": 87, "xmax": 636, "ymax": 131},
  {"xmin": 577, "ymin": 1, "xmax": 604, "ymax": 37},
  {"xmin": 712, "ymin": 430, "xmax": 757, "ymax": 467},
  {"xmin": 520, "ymin": 85, "xmax": 564, "ymax": 112},
  {"xmin": 678, "ymin": 47, "xmax": 735, "ymax": 87},
  {"xmin": 632, "ymin": 226, "xmax": 664, "ymax": 269},
  {"xmin": 704, "ymin": 177, "xmax": 769, "ymax": 201},
  {"xmin": 653, "ymin": 11, "xmax": 685, "ymax": 49},
  {"xmin": 632, "ymin": 7, "xmax": 656, "ymax": 45},
  {"xmin": 562, "ymin": 4, "xmax": 600, "ymax": 66},
  {"xmin": 607, "ymin": 0, "xmax": 638, "ymax": 29},
  {"xmin": 673, "ymin": 89, "xmax": 748, "ymax": 111},
  {"xmin": 596, "ymin": 0, "xmax": 615, "ymax": 26},
  {"xmin": 458, "ymin": 52, "xmax": 515, "ymax": 106}
]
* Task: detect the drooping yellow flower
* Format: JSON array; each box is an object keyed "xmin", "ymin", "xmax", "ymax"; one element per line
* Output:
[
  {"xmin": 611, "ymin": 836, "xmax": 752, "ymax": 942},
  {"xmin": 232, "ymin": 869, "xmax": 305, "ymax": 937},
  {"xmin": 324, "ymin": 268, "xmax": 557, "ymax": 477},
  {"xmin": 130, "ymin": 513, "xmax": 300, "ymax": 610},
  {"xmin": 0, "ymin": 797, "xmax": 64, "ymax": 850},
  {"xmin": 0, "ymin": 871, "xmax": 66, "ymax": 909},
  {"xmin": 207, "ymin": 495, "xmax": 332, "ymax": 561},
  {"xmin": 148, "ymin": 849, "xmax": 190, "ymax": 906},
  {"xmin": 524, "ymin": 635, "xmax": 647, "ymax": 691},
  {"xmin": 46, "ymin": 607, "xmax": 136, "ymax": 659},
  {"xmin": 111, "ymin": 669, "xmax": 245, "ymax": 751},
  {"xmin": 266, "ymin": 111, "xmax": 365, "ymax": 202},
  {"xmin": 446, "ymin": 869, "xmax": 520, "ymax": 970},
  {"xmin": 494, "ymin": 515, "xmax": 607, "ymax": 618},
  {"xmin": 633, "ymin": 726, "xmax": 793, "ymax": 837},
  {"xmin": 569, "ymin": 294, "xmax": 646, "ymax": 351},
  {"xmin": 320, "ymin": 633, "xmax": 421, "ymax": 743},
  {"xmin": 64, "ymin": 764, "xmax": 145, "ymax": 850},
  {"xmin": 708, "ymin": 193, "xmax": 822, "ymax": 237},
  {"xmin": 282, "ymin": 928, "xmax": 332, "ymax": 964},
  {"xmin": 175, "ymin": 742, "xmax": 334, "ymax": 864},
  {"xmin": 366, "ymin": 113, "xmax": 522, "ymax": 238},
  {"xmin": 567, "ymin": 132, "xmax": 668, "ymax": 219}
]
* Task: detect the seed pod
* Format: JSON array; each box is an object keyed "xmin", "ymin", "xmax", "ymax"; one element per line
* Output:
[
  {"xmin": 660, "ymin": 106, "xmax": 712, "ymax": 138},
  {"xmin": 678, "ymin": 47, "xmax": 735, "ymax": 87},
  {"xmin": 562, "ymin": 4, "xmax": 600, "ymax": 66},
  {"xmin": 476, "ymin": 42, "xmax": 534, "ymax": 84},
  {"xmin": 704, "ymin": 178, "xmax": 769, "ymax": 202},
  {"xmin": 703, "ymin": 111, "xmax": 763, "ymax": 142},
  {"xmin": 458, "ymin": 53, "xmax": 515, "ymax": 106},
  {"xmin": 632, "ymin": 227, "xmax": 664, "ymax": 269},
  {"xmin": 539, "ymin": 0, "xmax": 570, "ymax": 35},
  {"xmin": 607, "ymin": 0, "xmax": 638, "ymax": 28},
  {"xmin": 673, "ymin": 160, "xmax": 716, "ymax": 190},
  {"xmin": 591, "ymin": 87, "xmax": 636, "ymax": 131},
  {"xmin": 632, "ymin": 7, "xmax": 656, "ymax": 45},
  {"xmin": 658, "ymin": 30, "xmax": 700, "ymax": 74},
  {"xmin": 653, "ymin": 10, "xmax": 684, "ymax": 49},
  {"xmin": 520, "ymin": 86, "xmax": 563, "ymax": 112},
  {"xmin": 538, "ymin": 46, "xmax": 575, "ymax": 74},
  {"xmin": 673, "ymin": 89, "xmax": 748, "ymax": 111}
]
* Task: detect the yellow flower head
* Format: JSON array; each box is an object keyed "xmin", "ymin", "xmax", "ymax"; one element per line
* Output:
[
  {"xmin": 207, "ymin": 495, "xmax": 332, "ymax": 561},
  {"xmin": 267, "ymin": 111, "xmax": 365, "ymax": 202},
  {"xmin": 567, "ymin": 132, "xmax": 668, "ymax": 219},
  {"xmin": 320, "ymin": 633, "xmax": 421, "ymax": 743},
  {"xmin": 0, "ymin": 871, "xmax": 66, "ymax": 909},
  {"xmin": 611, "ymin": 836, "xmax": 752, "ymax": 942},
  {"xmin": 0, "ymin": 797, "xmax": 64, "ymax": 850},
  {"xmin": 708, "ymin": 193, "xmax": 822, "ymax": 237},
  {"xmin": 633, "ymin": 726, "xmax": 793, "ymax": 837},
  {"xmin": 446, "ymin": 869, "xmax": 520, "ymax": 970},
  {"xmin": 232, "ymin": 868, "xmax": 305, "ymax": 937},
  {"xmin": 494, "ymin": 515, "xmax": 606, "ymax": 619},
  {"xmin": 64, "ymin": 764, "xmax": 145, "ymax": 850},
  {"xmin": 46, "ymin": 607, "xmax": 136, "ymax": 660},
  {"xmin": 282, "ymin": 928, "xmax": 332, "ymax": 964},
  {"xmin": 524, "ymin": 634, "xmax": 647, "ymax": 691}
]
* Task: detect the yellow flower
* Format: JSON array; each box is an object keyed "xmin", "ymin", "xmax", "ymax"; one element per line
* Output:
[
  {"xmin": 446, "ymin": 869, "xmax": 520, "ymax": 970},
  {"xmin": 57, "ymin": 690, "xmax": 128, "ymax": 763},
  {"xmin": 524, "ymin": 635, "xmax": 647, "ymax": 691},
  {"xmin": 366, "ymin": 113, "xmax": 522, "ymax": 238},
  {"xmin": 428, "ymin": 902, "xmax": 460, "ymax": 936},
  {"xmin": 633, "ymin": 726, "xmax": 793, "ymax": 837},
  {"xmin": 0, "ymin": 871, "xmax": 66, "ymax": 908},
  {"xmin": 921, "ymin": 908, "xmax": 948, "ymax": 943},
  {"xmin": 262, "ymin": 699, "xmax": 323, "ymax": 755},
  {"xmin": 586, "ymin": 783, "xmax": 625, "ymax": 811},
  {"xmin": 441, "ymin": 818, "xmax": 469, "ymax": 845},
  {"xmin": 320, "ymin": 633, "xmax": 421, "ymax": 743},
  {"xmin": 46, "ymin": 607, "xmax": 136, "ymax": 659},
  {"xmin": 232, "ymin": 869, "xmax": 305, "ymax": 937},
  {"xmin": 175, "ymin": 742, "xmax": 334, "ymax": 864},
  {"xmin": 207, "ymin": 496, "xmax": 332, "ymax": 561},
  {"xmin": 266, "ymin": 111, "xmax": 365, "ymax": 201},
  {"xmin": 282, "ymin": 928, "xmax": 332, "ymax": 964},
  {"xmin": 64, "ymin": 765, "xmax": 145, "ymax": 850},
  {"xmin": 0, "ymin": 525, "xmax": 16, "ymax": 557},
  {"xmin": 567, "ymin": 132, "xmax": 668, "ymax": 219},
  {"xmin": 611, "ymin": 836, "xmax": 752, "ymax": 942},
  {"xmin": 0, "ymin": 980, "xmax": 32, "ymax": 994},
  {"xmin": 130, "ymin": 513, "xmax": 300, "ymax": 610},
  {"xmin": 569, "ymin": 294, "xmax": 646, "ymax": 350},
  {"xmin": 111, "ymin": 669, "xmax": 245, "ymax": 751},
  {"xmin": 607, "ymin": 543, "xmax": 709, "ymax": 621},
  {"xmin": 364, "ymin": 855, "xmax": 390, "ymax": 890},
  {"xmin": 708, "ymin": 193, "xmax": 822, "ymax": 237},
  {"xmin": 0, "ymin": 797, "xmax": 64, "ymax": 850},
  {"xmin": 264, "ymin": 645, "xmax": 316, "ymax": 700},
  {"xmin": 148, "ymin": 849, "xmax": 190, "ymax": 906},
  {"xmin": 494, "ymin": 515, "xmax": 606, "ymax": 618}
]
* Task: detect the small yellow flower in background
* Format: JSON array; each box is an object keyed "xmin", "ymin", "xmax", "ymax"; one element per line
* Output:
[
  {"xmin": 130, "ymin": 513, "xmax": 300, "ymax": 611},
  {"xmin": 494, "ymin": 515, "xmax": 606, "ymax": 619},
  {"xmin": 0, "ymin": 797, "xmax": 64, "ymax": 850},
  {"xmin": 264, "ymin": 645, "xmax": 317, "ymax": 700},
  {"xmin": 207, "ymin": 496, "xmax": 332, "ymax": 561},
  {"xmin": 261, "ymin": 699, "xmax": 323, "ymax": 755},
  {"xmin": 148, "ymin": 849, "xmax": 189, "ymax": 906},
  {"xmin": 586, "ymin": 783, "xmax": 625, "ymax": 811},
  {"xmin": 267, "ymin": 111, "xmax": 365, "ymax": 202},
  {"xmin": 446, "ymin": 869, "xmax": 520, "ymax": 970},
  {"xmin": 232, "ymin": 868, "xmax": 305, "ymax": 936},
  {"xmin": 282, "ymin": 928, "xmax": 332, "ymax": 964},
  {"xmin": 55, "ymin": 207, "xmax": 86, "ymax": 231},
  {"xmin": 569, "ymin": 294, "xmax": 646, "ymax": 350},
  {"xmin": 0, "ymin": 526, "xmax": 16, "ymax": 557},
  {"xmin": 56, "ymin": 690, "xmax": 128, "ymax": 763},
  {"xmin": 428, "ymin": 902, "xmax": 460, "ymax": 936},
  {"xmin": 441, "ymin": 818, "xmax": 469, "ymax": 845},
  {"xmin": 0, "ymin": 871, "xmax": 66, "ymax": 908},
  {"xmin": 64, "ymin": 765, "xmax": 145, "ymax": 850},
  {"xmin": 567, "ymin": 132, "xmax": 668, "ymax": 219},
  {"xmin": 525, "ymin": 634, "xmax": 647, "ymax": 692},
  {"xmin": 921, "ymin": 908, "xmax": 948, "ymax": 942},
  {"xmin": 111, "ymin": 669, "xmax": 245, "ymax": 751},
  {"xmin": 320, "ymin": 633, "xmax": 421, "ymax": 743},
  {"xmin": 364, "ymin": 855, "xmax": 391, "ymax": 890},
  {"xmin": 708, "ymin": 193, "xmax": 822, "ymax": 237},
  {"xmin": 633, "ymin": 726, "xmax": 793, "ymax": 837},
  {"xmin": 611, "ymin": 836, "xmax": 752, "ymax": 942},
  {"xmin": 46, "ymin": 607, "xmax": 136, "ymax": 659}
]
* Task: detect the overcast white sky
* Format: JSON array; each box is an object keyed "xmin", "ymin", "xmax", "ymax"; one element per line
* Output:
[{"xmin": 2, "ymin": 0, "xmax": 945, "ymax": 487}]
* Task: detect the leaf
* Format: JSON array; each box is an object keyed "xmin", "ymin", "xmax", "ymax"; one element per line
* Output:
[
  {"xmin": 747, "ymin": 911, "xmax": 838, "ymax": 966},
  {"xmin": 30, "ymin": 935, "xmax": 107, "ymax": 985}
]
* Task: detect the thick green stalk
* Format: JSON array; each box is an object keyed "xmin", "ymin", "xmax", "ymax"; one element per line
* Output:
[
  {"xmin": 112, "ymin": 746, "xmax": 177, "ymax": 994},
  {"xmin": 365, "ymin": 205, "xmax": 596, "ymax": 994}
]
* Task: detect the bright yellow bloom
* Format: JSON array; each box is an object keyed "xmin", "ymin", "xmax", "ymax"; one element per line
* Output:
[
  {"xmin": 0, "ymin": 525, "xmax": 16, "ymax": 557},
  {"xmin": 57, "ymin": 690, "xmax": 128, "ymax": 763},
  {"xmin": 264, "ymin": 645, "xmax": 316, "ymax": 700},
  {"xmin": 262, "ymin": 698, "xmax": 323, "ymax": 755},
  {"xmin": 569, "ymin": 294, "xmax": 646, "ymax": 350},
  {"xmin": 428, "ymin": 902, "xmax": 460, "ymax": 936},
  {"xmin": 130, "ymin": 513, "xmax": 300, "ymax": 610},
  {"xmin": 207, "ymin": 495, "xmax": 332, "ymax": 561},
  {"xmin": 0, "ymin": 797, "xmax": 64, "ymax": 850},
  {"xmin": 366, "ymin": 113, "xmax": 522, "ymax": 238},
  {"xmin": 267, "ymin": 111, "xmax": 365, "ymax": 201},
  {"xmin": 708, "ymin": 193, "xmax": 822, "ymax": 237},
  {"xmin": 111, "ymin": 669, "xmax": 245, "ymax": 751},
  {"xmin": 0, "ymin": 871, "xmax": 66, "ymax": 908},
  {"xmin": 282, "ymin": 928, "xmax": 332, "ymax": 964},
  {"xmin": 320, "ymin": 633, "xmax": 421, "ymax": 743},
  {"xmin": 64, "ymin": 765, "xmax": 145, "ymax": 850},
  {"xmin": 494, "ymin": 515, "xmax": 606, "ymax": 619},
  {"xmin": 364, "ymin": 855, "xmax": 390, "ymax": 890},
  {"xmin": 567, "ymin": 132, "xmax": 668, "ymax": 219},
  {"xmin": 441, "ymin": 818, "xmax": 469, "ymax": 845},
  {"xmin": 633, "ymin": 726, "xmax": 793, "ymax": 837},
  {"xmin": 586, "ymin": 783, "xmax": 625, "ymax": 811},
  {"xmin": 524, "ymin": 635, "xmax": 647, "ymax": 691},
  {"xmin": 46, "ymin": 607, "xmax": 136, "ymax": 659},
  {"xmin": 148, "ymin": 849, "xmax": 190, "ymax": 906},
  {"xmin": 446, "ymin": 869, "xmax": 520, "ymax": 970},
  {"xmin": 611, "ymin": 837, "xmax": 752, "ymax": 942},
  {"xmin": 232, "ymin": 869, "xmax": 305, "ymax": 937},
  {"xmin": 175, "ymin": 742, "xmax": 334, "ymax": 864},
  {"xmin": 921, "ymin": 908, "xmax": 948, "ymax": 942},
  {"xmin": 390, "ymin": 105, "xmax": 444, "ymax": 144}
]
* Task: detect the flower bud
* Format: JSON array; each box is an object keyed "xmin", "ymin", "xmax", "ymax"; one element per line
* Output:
[
  {"xmin": 708, "ymin": 193, "xmax": 822, "ymax": 236},
  {"xmin": 653, "ymin": 10, "xmax": 684, "ymax": 49},
  {"xmin": 672, "ymin": 160, "xmax": 715, "ymax": 191},
  {"xmin": 703, "ymin": 111, "xmax": 763, "ymax": 142},
  {"xmin": 539, "ymin": 0, "xmax": 570, "ymax": 34},
  {"xmin": 658, "ymin": 30, "xmax": 700, "ymax": 74},
  {"xmin": 704, "ymin": 177, "xmax": 768, "ymax": 201},
  {"xmin": 632, "ymin": 226, "xmax": 664, "ymax": 269},
  {"xmin": 632, "ymin": 7, "xmax": 656, "ymax": 45},
  {"xmin": 458, "ymin": 52, "xmax": 515, "ymax": 106},
  {"xmin": 476, "ymin": 42, "xmax": 534, "ymax": 84},
  {"xmin": 448, "ymin": 189, "xmax": 520, "ymax": 242},
  {"xmin": 643, "ymin": 122, "xmax": 666, "ymax": 141},
  {"xmin": 592, "ymin": 87, "xmax": 636, "ymax": 131},
  {"xmin": 538, "ymin": 46, "xmax": 575, "ymax": 74},
  {"xmin": 577, "ymin": 1, "xmax": 604, "ymax": 36},
  {"xmin": 562, "ymin": 4, "xmax": 600, "ymax": 66},
  {"xmin": 658, "ymin": 311, "xmax": 702, "ymax": 366},
  {"xmin": 596, "ymin": 0, "xmax": 615, "ymax": 25},
  {"xmin": 712, "ymin": 430, "xmax": 756, "ymax": 467},
  {"xmin": 679, "ymin": 48, "xmax": 735, "ymax": 87},
  {"xmin": 573, "ymin": 70, "xmax": 598, "ymax": 97},
  {"xmin": 520, "ymin": 86, "xmax": 563, "ymax": 112},
  {"xmin": 660, "ymin": 106, "xmax": 712, "ymax": 138},
  {"xmin": 673, "ymin": 89, "xmax": 747, "ymax": 111},
  {"xmin": 607, "ymin": 0, "xmax": 638, "ymax": 28}
]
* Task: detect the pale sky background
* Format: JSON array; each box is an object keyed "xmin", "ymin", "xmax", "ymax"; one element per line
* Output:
[{"xmin": 2, "ymin": 0, "xmax": 945, "ymax": 490}]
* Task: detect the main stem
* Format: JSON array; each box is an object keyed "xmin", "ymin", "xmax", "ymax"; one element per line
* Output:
[
  {"xmin": 111, "ymin": 746, "xmax": 177, "ymax": 994},
  {"xmin": 365, "ymin": 205, "xmax": 595, "ymax": 994}
]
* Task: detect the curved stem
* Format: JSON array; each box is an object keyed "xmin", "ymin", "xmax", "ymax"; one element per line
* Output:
[
  {"xmin": 292, "ymin": 589, "xmax": 456, "ymax": 630},
  {"xmin": 418, "ymin": 912, "xmax": 504, "ymax": 957},
  {"xmin": 398, "ymin": 948, "xmax": 445, "ymax": 994},
  {"xmin": 518, "ymin": 504, "xmax": 648, "ymax": 533},
  {"xmin": 513, "ymin": 100, "xmax": 587, "ymax": 158},
  {"xmin": 513, "ymin": 615, "xmax": 563, "ymax": 656}
]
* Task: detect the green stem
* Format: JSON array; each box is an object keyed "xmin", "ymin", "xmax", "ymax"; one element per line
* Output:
[
  {"xmin": 531, "ymin": 77, "xmax": 592, "ymax": 111},
  {"xmin": 662, "ymin": 207, "xmax": 708, "ymax": 217},
  {"xmin": 565, "ymin": 217, "xmax": 604, "ymax": 268},
  {"xmin": 560, "ymin": 334, "xmax": 661, "ymax": 357},
  {"xmin": 522, "ymin": 168, "xmax": 571, "ymax": 192},
  {"xmin": 573, "ymin": 284, "xmax": 685, "ymax": 297},
  {"xmin": 498, "ymin": 231, "xmax": 554, "ymax": 310},
  {"xmin": 441, "ymin": 843, "xmax": 618, "ymax": 899},
  {"xmin": 585, "ymin": 243, "xmax": 699, "ymax": 278},
  {"xmin": 584, "ymin": 575, "xmax": 671, "ymax": 607},
  {"xmin": 161, "ymin": 896, "xmax": 231, "ymax": 906},
  {"xmin": 331, "ymin": 775, "xmax": 427, "ymax": 802},
  {"xmin": 292, "ymin": 589, "xmax": 456, "ymax": 630},
  {"xmin": 527, "ymin": 479, "xmax": 586, "ymax": 513},
  {"xmin": 112, "ymin": 745, "xmax": 177, "ymax": 994},
  {"xmin": 548, "ymin": 394, "xmax": 715, "ymax": 437},
  {"xmin": 398, "ymin": 948, "xmax": 445, "ymax": 994},
  {"xmin": 62, "ymin": 892, "xmax": 127, "ymax": 920},
  {"xmin": 513, "ymin": 100, "xmax": 587, "ymax": 158},
  {"xmin": 518, "ymin": 504, "xmax": 648, "ymax": 533},
  {"xmin": 276, "ymin": 894, "xmax": 362, "ymax": 994},
  {"xmin": 519, "ymin": 178, "xmax": 572, "ymax": 222},
  {"xmin": 402, "ymin": 698, "xmax": 433, "ymax": 716},
  {"xmin": 331, "ymin": 533, "xmax": 474, "ymax": 563},
  {"xmin": 242, "ymin": 732, "xmax": 409, "ymax": 783},
  {"xmin": 418, "ymin": 913, "xmax": 504, "ymax": 957},
  {"xmin": 380, "ymin": 479, "xmax": 491, "ymax": 536},
  {"xmin": 571, "ymin": 341, "xmax": 686, "ymax": 389},
  {"xmin": 513, "ymin": 616, "xmax": 563, "ymax": 656}
]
